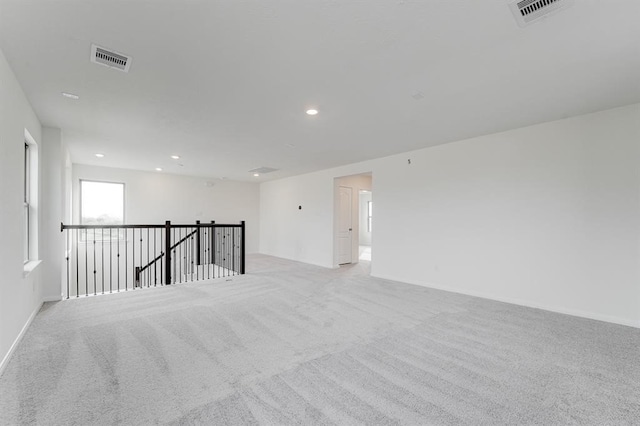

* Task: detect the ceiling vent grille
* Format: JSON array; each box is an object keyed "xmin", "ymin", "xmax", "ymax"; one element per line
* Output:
[
  {"xmin": 90, "ymin": 44, "xmax": 132, "ymax": 72},
  {"xmin": 509, "ymin": 0, "xmax": 573, "ymax": 27},
  {"xmin": 248, "ymin": 167, "xmax": 279, "ymax": 174}
]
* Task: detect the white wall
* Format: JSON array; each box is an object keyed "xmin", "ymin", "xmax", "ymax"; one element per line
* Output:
[
  {"xmin": 72, "ymin": 165, "xmax": 260, "ymax": 253},
  {"xmin": 0, "ymin": 48, "xmax": 44, "ymax": 369},
  {"xmin": 40, "ymin": 127, "xmax": 66, "ymax": 301},
  {"xmin": 260, "ymin": 104, "xmax": 640, "ymax": 327},
  {"xmin": 261, "ymin": 171, "xmax": 336, "ymax": 268}
]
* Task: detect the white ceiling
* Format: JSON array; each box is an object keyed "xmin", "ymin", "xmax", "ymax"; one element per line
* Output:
[{"xmin": 1, "ymin": 0, "xmax": 639, "ymax": 182}]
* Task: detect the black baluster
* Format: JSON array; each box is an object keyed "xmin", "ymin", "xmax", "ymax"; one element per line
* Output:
[
  {"xmin": 222, "ymin": 228, "xmax": 226, "ymax": 277},
  {"xmin": 109, "ymin": 228, "xmax": 112, "ymax": 293},
  {"xmin": 172, "ymin": 227, "xmax": 176, "ymax": 284},
  {"xmin": 101, "ymin": 228, "xmax": 105, "ymax": 294},
  {"xmin": 117, "ymin": 228, "xmax": 120, "ymax": 292},
  {"xmin": 125, "ymin": 228, "xmax": 128, "ymax": 291},
  {"xmin": 93, "ymin": 229, "xmax": 97, "ymax": 295},
  {"xmin": 160, "ymin": 228, "xmax": 161, "ymax": 285},
  {"xmin": 241, "ymin": 221, "xmax": 246, "ymax": 275},
  {"xmin": 196, "ymin": 220, "xmax": 201, "ymax": 268},
  {"xmin": 84, "ymin": 229, "xmax": 88, "ymax": 296},
  {"xmin": 139, "ymin": 228, "xmax": 143, "ymax": 288},
  {"xmin": 154, "ymin": 228, "xmax": 157, "ymax": 286},
  {"xmin": 76, "ymin": 228, "xmax": 79, "ymax": 297},
  {"xmin": 135, "ymin": 266, "xmax": 140, "ymax": 288},
  {"xmin": 196, "ymin": 222, "xmax": 200, "ymax": 281}
]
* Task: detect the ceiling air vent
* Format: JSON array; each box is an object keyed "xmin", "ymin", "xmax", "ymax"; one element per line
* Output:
[
  {"xmin": 90, "ymin": 44, "xmax": 132, "ymax": 72},
  {"xmin": 509, "ymin": 0, "xmax": 574, "ymax": 27},
  {"xmin": 248, "ymin": 167, "xmax": 279, "ymax": 174}
]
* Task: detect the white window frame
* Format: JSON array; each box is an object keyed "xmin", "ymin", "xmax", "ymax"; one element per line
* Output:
[
  {"xmin": 23, "ymin": 128, "xmax": 39, "ymax": 271},
  {"xmin": 24, "ymin": 142, "xmax": 30, "ymax": 264}
]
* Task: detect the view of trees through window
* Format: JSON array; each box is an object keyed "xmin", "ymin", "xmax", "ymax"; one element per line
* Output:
[
  {"xmin": 81, "ymin": 180, "xmax": 124, "ymax": 225},
  {"xmin": 80, "ymin": 180, "xmax": 124, "ymax": 240}
]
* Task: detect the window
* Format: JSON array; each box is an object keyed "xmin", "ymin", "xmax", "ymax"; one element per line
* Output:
[
  {"xmin": 23, "ymin": 130, "xmax": 38, "ymax": 266},
  {"xmin": 367, "ymin": 200, "xmax": 372, "ymax": 232},
  {"xmin": 24, "ymin": 143, "xmax": 30, "ymax": 263},
  {"xmin": 80, "ymin": 180, "xmax": 124, "ymax": 240}
]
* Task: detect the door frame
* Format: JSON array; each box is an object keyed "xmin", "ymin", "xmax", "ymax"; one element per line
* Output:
[
  {"xmin": 332, "ymin": 172, "xmax": 373, "ymax": 268},
  {"xmin": 337, "ymin": 186, "xmax": 353, "ymax": 265}
]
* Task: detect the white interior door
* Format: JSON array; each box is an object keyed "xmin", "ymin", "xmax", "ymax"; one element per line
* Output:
[{"xmin": 338, "ymin": 186, "xmax": 353, "ymax": 265}]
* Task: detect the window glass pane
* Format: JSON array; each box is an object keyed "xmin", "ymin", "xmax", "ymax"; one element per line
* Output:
[
  {"xmin": 24, "ymin": 143, "xmax": 30, "ymax": 262},
  {"xmin": 24, "ymin": 204, "xmax": 29, "ymax": 262},
  {"xmin": 24, "ymin": 144, "xmax": 29, "ymax": 203},
  {"xmin": 81, "ymin": 181, "xmax": 124, "ymax": 225}
]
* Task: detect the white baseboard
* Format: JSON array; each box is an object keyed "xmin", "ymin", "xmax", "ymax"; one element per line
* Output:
[
  {"xmin": 43, "ymin": 295, "xmax": 62, "ymax": 302},
  {"xmin": 372, "ymin": 273, "xmax": 640, "ymax": 329},
  {"xmin": 258, "ymin": 252, "xmax": 335, "ymax": 270},
  {"xmin": 0, "ymin": 301, "xmax": 43, "ymax": 378}
]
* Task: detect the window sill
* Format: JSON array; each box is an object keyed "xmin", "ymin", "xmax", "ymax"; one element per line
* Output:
[{"xmin": 23, "ymin": 260, "xmax": 42, "ymax": 278}]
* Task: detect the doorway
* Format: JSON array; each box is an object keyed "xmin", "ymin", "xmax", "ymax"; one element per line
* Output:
[
  {"xmin": 337, "ymin": 186, "xmax": 352, "ymax": 265},
  {"xmin": 333, "ymin": 172, "xmax": 372, "ymax": 268},
  {"xmin": 359, "ymin": 190, "xmax": 372, "ymax": 261}
]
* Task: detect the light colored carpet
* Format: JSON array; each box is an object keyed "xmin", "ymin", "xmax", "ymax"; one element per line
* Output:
[{"xmin": 1, "ymin": 254, "xmax": 639, "ymax": 425}]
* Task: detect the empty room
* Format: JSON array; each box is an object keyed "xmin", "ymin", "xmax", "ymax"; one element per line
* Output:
[{"xmin": 1, "ymin": 0, "xmax": 639, "ymax": 424}]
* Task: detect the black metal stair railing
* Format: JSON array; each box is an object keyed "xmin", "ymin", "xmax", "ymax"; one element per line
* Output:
[
  {"xmin": 60, "ymin": 220, "xmax": 245, "ymax": 299},
  {"xmin": 134, "ymin": 227, "xmax": 197, "ymax": 287}
]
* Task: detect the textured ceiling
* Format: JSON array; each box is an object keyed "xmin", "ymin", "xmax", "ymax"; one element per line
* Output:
[{"xmin": 1, "ymin": 0, "xmax": 639, "ymax": 181}]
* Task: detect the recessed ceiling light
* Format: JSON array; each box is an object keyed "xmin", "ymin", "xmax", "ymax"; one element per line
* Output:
[
  {"xmin": 170, "ymin": 155, "xmax": 180, "ymax": 160},
  {"xmin": 95, "ymin": 153, "xmax": 104, "ymax": 158},
  {"xmin": 155, "ymin": 167, "xmax": 163, "ymax": 172},
  {"xmin": 306, "ymin": 109, "xmax": 318, "ymax": 116},
  {"xmin": 253, "ymin": 173, "xmax": 260, "ymax": 177},
  {"xmin": 62, "ymin": 92, "xmax": 80, "ymax": 100}
]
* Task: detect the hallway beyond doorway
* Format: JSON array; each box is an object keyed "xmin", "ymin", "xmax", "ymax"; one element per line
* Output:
[{"xmin": 359, "ymin": 245, "xmax": 371, "ymax": 261}]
